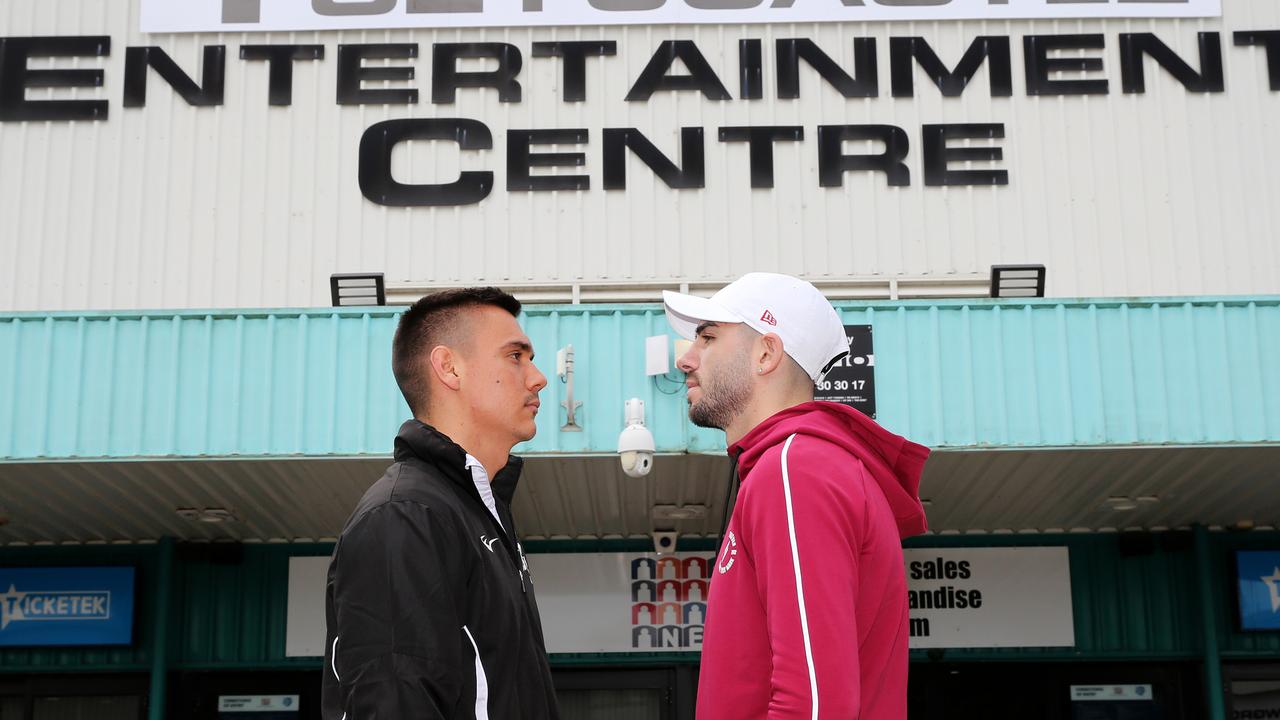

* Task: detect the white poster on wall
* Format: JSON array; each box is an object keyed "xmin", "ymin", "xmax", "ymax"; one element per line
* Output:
[
  {"xmin": 903, "ymin": 547, "xmax": 1074, "ymax": 648},
  {"xmin": 530, "ymin": 553, "xmax": 715, "ymax": 654},
  {"xmin": 285, "ymin": 556, "xmax": 330, "ymax": 658},
  {"xmin": 284, "ymin": 547, "xmax": 1073, "ymax": 656},
  {"xmin": 528, "ymin": 546, "xmax": 1074, "ymax": 653},
  {"xmin": 142, "ymin": 0, "xmax": 1221, "ymax": 34}
]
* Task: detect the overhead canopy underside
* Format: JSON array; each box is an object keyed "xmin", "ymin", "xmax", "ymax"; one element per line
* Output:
[{"xmin": 2, "ymin": 445, "xmax": 1276, "ymax": 546}]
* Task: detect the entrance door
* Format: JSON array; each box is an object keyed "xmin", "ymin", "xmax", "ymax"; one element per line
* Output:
[
  {"xmin": 170, "ymin": 670, "xmax": 319, "ymax": 720},
  {"xmin": 0, "ymin": 675, "xmax": 147, "ymax": 720},
  {"xmin": 1225, "ymin": 662, "xmax": 1280, "ymax": 719},
  {"xmin": 553, "ymin": 666, "xmax": 696, "ymax": 720}
]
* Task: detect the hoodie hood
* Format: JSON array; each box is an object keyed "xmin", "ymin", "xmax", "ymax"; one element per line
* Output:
[{"xmin": 729, "ymin": 401, "xmax": 930, "ymax": 538}]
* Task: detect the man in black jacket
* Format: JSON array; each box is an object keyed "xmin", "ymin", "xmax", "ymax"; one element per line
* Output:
[{"xmin": 322, "ymin": 287, "xmax": 560, "ymax": 719}]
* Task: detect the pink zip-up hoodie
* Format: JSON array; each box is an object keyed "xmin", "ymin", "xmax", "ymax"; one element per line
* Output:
[{"xmin": 697, "ymin": 401, "xmax": 930, "ymax": 720}]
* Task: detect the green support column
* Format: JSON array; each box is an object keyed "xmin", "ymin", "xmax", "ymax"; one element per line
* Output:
[
  {"xmin": 148, "ymin": 537, "xmax": 175, "ymax": 720},
  {"xmin": 1194, "ymin": 525, "xmax": 1227, "ymax": 720}
]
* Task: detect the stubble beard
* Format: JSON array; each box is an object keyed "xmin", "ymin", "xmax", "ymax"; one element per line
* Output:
[{"xmin": 688, "ymin": 349, "xmax": 753, "ymax": 431}]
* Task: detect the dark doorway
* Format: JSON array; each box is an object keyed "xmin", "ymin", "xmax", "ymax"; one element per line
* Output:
[
  {"xmin": 0, "ymin": 675, "xmax": 148, "ymax": 720},
  {"xmin": 1225, "ymin": 662, "xmax": 1280, "ymax": 719},
  {"xmin": 169, "ymin": 670, "xmax": 320, "ymax": 720},
  {"xmin": 552, "ymin": 666, "xmax": 697, "ymax": 720},
  {"xmin": 908, "ymin": 661, "xmax": 1200, "ymax": 720}
]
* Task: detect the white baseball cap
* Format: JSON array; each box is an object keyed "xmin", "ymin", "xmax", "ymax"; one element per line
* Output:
[{"xmin": 662, "ymin": 273, "xmax": 850, "ymax": 383}]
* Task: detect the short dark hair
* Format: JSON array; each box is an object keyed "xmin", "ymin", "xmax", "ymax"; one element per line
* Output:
[{"xmin": 392, "ymin": 287, "xmax": 522, "ymax": 416}]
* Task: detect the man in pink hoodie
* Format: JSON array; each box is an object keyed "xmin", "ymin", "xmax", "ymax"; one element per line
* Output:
[{"xmin": 663, "ymin": 273, "xmax": 930, "ymax": 720}]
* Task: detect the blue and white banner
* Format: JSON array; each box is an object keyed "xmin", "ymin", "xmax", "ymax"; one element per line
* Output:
[
  {"xmin": 0, "ymin": 567, "xmax": 135, "ymax": 647},
  {"xmin": 1237, "ymin": 551, "xmax": 1280, "ymax": 631}
]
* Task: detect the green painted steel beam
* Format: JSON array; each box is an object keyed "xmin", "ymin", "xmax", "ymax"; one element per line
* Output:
[
  {"xmin": 1195, "ymin": 525, "xmax": 1228, "ymax": 720},
  {"xmin": 148, "ymin": 537, "xmax": 174, "ymax": 720}
]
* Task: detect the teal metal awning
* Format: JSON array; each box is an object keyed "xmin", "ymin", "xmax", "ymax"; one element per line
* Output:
[{"xmin": 1, "ymin": 296, "xmax": 1277, "ymax": 462}]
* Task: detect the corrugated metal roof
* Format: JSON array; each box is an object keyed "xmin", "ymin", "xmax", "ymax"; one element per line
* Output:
[
  {"xmin": 921, "ymin": 446, "xmax": 1280, "ymax": 534},
  {"xmin": 0, "ymin": 458, "xmax": 377, "ymax": 544},
  {"xmin": 514, "ymin": 455, "xmax": 731, "ymax": 540},
  {"xmin": 845, "ymin": 297, "xmax": 1280, "ymax": 448},
  {"xmin": 1, "ymin": 1, "xmax": 1279, "ymax": 310},
  {"xmin": 0, "ymin": 456, "xmax": 731, "ymax": 544},
  {"xmin": 1, "ymin": 297, "xmax": 1276, "ymax": 461},
  {"xmin": 1, "ymin": 444, "xmax": 1277, "ymax": 545}
]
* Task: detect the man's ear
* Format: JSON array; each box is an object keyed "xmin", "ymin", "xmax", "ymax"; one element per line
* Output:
[
  {"xmin": 429, "ymin": 345, "xmax": 463, "ymax": 391},
  {"xmin": 756, "ymin": 333, "xmax": 786, "ymax": 375}
]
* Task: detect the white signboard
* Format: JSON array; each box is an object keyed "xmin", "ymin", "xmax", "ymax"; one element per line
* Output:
[
  {"xmin": 285, "ymin": 556, "xmax": 330, "ymax": 658},
  {"xmin": 1071, "ymin": 685, "xmax": 1155, "ymax": 702},
  {"xmin": 530, "ymin": 553, "xmax": 714, "ymax": 653},
  {"xmin": 904, "ymin": 547, "xmax": 1074, "ymax": 649},
  {"xmin": 285, "ymin": 548, "xmax": 1072, "ymax": 655},
  {"xmin": 218, "ymin": 695, "xmax": 301, "ymax": 712},
  {"xmin": 142, "ymin": 0, "xmax": 1221, "ymax": 34},
  {"xmin": 528, "ymin": 546, "xmax": 1074, "ymax": 653}
]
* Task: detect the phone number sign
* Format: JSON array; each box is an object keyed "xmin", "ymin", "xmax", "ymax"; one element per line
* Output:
[{"xmin": 815, "ymin": 325, "xmax": 875, "ymax": 419}]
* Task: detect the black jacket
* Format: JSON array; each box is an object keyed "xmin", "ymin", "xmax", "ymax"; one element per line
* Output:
[{"xmin": 322, "ymin": 420, "xmax": 561, "ymax": 720}]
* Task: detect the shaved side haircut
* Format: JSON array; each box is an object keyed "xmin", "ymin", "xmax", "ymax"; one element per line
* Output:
[{"xmin": 392, "ymin": 287, "xmax": 522, "ymax": 416}]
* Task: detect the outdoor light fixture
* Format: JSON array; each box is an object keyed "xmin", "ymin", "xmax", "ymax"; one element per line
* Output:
[
  {"xmin": 176, "ymin": 508, "xmax": 237, "ymax": 523},
  {"xmin": 652, "ymin": 504, "xmax": 709, "ymax": 522},
  {"xmin": 330, "ymin": 273, "xmax": 385, "ymax": 307},
  {"xmin": 1103, "ymin": 496, "xmax": 1158, "ymax": 512},
  {"xmin": 652, "ymin": 530, "xmax": 679, "ymax": 555},
  {"xmin": 989, "ymin": 265, "xmax": 1046, "ymax": 298},
  {"xmin": 1104, "ymin": 497, "xmax": 1139, "ymax": 512}
]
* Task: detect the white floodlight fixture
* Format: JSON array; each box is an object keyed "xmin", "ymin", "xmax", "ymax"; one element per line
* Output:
[
  {"xmin": 990, "ymin": 265, "xmax": 1046, "ymax": 299},
  {"xmin": 331, "ymin": 273, "xmax": 386, "ymax": 306}
]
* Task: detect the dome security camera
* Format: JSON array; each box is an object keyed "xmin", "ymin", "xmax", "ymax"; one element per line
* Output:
[{"xmin": 618, "ymin": 398, "xmax": 655, "ymax": 478}]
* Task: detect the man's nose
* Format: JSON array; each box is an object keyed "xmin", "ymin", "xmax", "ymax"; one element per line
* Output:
[
  {"xmin": 676, "ymin": 347, "xmax": 697, "ymax": 373},
  {"xmin": 529, "ymin": 363, "xmax": 548, "ymax": 392}
]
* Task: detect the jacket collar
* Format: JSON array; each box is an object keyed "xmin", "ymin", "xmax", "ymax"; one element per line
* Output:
[{"xmin": 393, "ymin": 419, "xmax": 523, "ymax": 505}]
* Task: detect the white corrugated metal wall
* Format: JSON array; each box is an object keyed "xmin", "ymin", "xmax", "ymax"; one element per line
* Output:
[{"xmin": 1, "ymin": 0, "xmax": 1278, "ymax": 311}]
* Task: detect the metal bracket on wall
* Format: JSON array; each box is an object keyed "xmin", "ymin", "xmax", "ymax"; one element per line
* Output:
[{"xmin": 557, "ymin": 345, "xmax": 583, "ymax": 432}]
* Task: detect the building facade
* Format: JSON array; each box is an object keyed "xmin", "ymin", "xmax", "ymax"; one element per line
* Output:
[{"xmin": 1, "ymin": 1, "xmax": 1278, "ymax": 719}]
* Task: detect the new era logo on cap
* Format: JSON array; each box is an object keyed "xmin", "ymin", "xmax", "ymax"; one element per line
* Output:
[{"xmin": 760, "ymin": 310, "xmax": 777, "ymax": 326}]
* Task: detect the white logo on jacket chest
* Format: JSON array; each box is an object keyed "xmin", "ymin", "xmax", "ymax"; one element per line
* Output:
[
  {"xmin": 480, "ymin": 535, "xmax": 499, "ymax": 553},
  {"xmin": 717, "ymin": 531, "xmax": 738, "ymax": 574}
]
